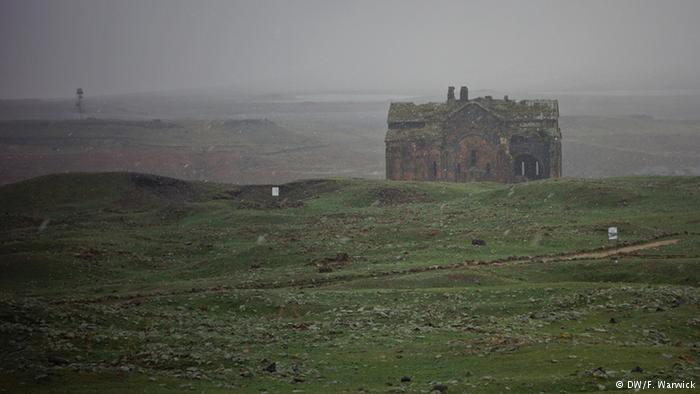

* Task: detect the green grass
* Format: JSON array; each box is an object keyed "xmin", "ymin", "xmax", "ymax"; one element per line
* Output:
[{"xmin": 1, "ymin": 172, "xmax": 699, "ymax": 393}]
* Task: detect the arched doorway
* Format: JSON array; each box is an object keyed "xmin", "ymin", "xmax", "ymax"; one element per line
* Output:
[{"xmin": 513, "ymin": 154, "xmax": 542, "ymax": 179}]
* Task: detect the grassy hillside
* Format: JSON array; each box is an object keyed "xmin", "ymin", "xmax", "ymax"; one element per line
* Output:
[{"xmin": 0, "ymin": 173, "xmax": 699, "ymax": 393}]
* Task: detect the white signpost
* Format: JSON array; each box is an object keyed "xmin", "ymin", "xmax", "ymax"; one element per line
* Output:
[
  {"xmin": 271, "ymin": 187, "xmax": 279, "ymax": 197},
  {"xmin": 608, "ymin": 227, "xmax": 618, "ymax": 241}
]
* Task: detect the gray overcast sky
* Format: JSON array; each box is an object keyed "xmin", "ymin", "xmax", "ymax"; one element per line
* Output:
[{"xmin": 1, "ymin": 0, "xmax": 700, "ymax": 99}]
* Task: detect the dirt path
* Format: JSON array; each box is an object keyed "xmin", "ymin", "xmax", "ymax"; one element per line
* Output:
[
  {"xmin": 480, "ymin": 238, "xmax": 681, "ymax": 268},
  {"xmin": 540, "ymin": 238, "xmax": 678, "ymax": 262},
  {"xmin": 249, "ymin": 236, "xmax": 682, "ymax": 289},
  {"xmin": 306, "ymin": 237, "xmax": 680, "ymax": 287},
  {"xmin": 50, "ymin": 236, "xmax": 681, "ymax": 305}
]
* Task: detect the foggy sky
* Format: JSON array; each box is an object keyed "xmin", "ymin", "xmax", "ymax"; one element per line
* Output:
[{"xmin": 2, "ymin": 0, "xmax": 700, "ymax": 99}]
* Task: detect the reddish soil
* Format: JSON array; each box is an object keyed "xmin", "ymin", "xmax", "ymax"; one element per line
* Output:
[{"xmin": 0, "ymin": 146, "xmax": 294, "ymax": 185}]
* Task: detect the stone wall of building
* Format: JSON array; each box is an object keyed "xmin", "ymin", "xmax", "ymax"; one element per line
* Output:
[{"xmin": 385, "ymin": 88, "xmax": 561, "ymax": 183}]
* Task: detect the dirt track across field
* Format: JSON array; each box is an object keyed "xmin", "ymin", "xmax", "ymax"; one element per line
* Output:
[
  {"xmin": 50, "ymin": 236, "xmax": 682, "ymax": 305},
  {"xmin": 540, "ymin": 238, "xmax": 678, "ymax": 262},
  {"xmin": 295, "ymin": 236, "xmax": 683, "ymax": 287}
]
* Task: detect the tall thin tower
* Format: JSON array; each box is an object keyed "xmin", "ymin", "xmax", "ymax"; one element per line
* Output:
[{"xmin": 75, "ymin": 88, "xmax": 84, "ymax": 120}]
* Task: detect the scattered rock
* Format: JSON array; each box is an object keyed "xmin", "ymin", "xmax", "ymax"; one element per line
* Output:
[
  {"xmin": 335, "ymin": 252, "xmax": 349, "ymax": 262},
  {"xmin": 314, "ymin": 252, "xmax": 351, "ymax": 272},
  {"xmin": 431, "ymin": 383, "xmax": 448, "ymax": 393},
  {"xmin": 48, "ymin": 356, "xmax": 69, "ymax": 365},
  {"xmin": 590, "ymin": 367, "xmax": 609, "ymax": 378}
]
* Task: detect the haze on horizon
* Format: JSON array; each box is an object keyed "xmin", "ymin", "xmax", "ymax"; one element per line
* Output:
[{"xmin": 1, "ymin": 0, "xmax": 700, "ymax": 99}]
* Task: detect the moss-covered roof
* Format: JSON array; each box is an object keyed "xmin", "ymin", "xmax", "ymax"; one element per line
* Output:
[
  {"xmin": 385, "ymin": 124, "xmax": 443, "ymax": 142},
  {"xmin": 388, "ymin": 97, "xmax": 558, "ymax": 124},
  {"xmin": 387, "ymin": 102, "xmax": 452, "ymax": 124},
  {"xmin": 386, "ymin": 97, "xmax": 559, "ymax": 142}
]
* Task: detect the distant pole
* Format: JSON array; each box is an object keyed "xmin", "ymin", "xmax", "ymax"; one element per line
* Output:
[{"xmin": 75, "ymin": 88, "xmax": 84, "ymax": 120}]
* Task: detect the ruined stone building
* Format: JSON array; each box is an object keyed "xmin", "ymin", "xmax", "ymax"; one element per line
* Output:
[{"xmin": 385, "ymin": 86, "xmax": 561, "ymax": 183}]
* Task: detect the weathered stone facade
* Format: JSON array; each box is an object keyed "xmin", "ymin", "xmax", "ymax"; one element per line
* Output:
[{"xmin": 385, "ymin": 86, "xmax": 561, "ymax": 183}]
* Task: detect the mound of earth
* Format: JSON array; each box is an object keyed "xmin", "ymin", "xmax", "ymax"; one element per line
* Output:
[
  {"xmin": 216, "ymin": 179, "xmax": 341, "ymax": 209},
  {"xmin": 127, "ymin": 173, "xmax": 197, "ymax": 200},
  {"xmin": 0, "ymin": 172, "xmax": 209, "ymax": 215},
  {"xmin": 116, "ymin": 173, "xmax": 208, "ymax": 210},
  {"xmin": 369, "ymin": 186, "xmax": 430, "ymax": 205}
]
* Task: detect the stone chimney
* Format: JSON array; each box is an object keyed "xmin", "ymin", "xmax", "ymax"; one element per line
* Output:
[
  {"xmin": 459, "ymin": 86, "xmax": 468, "ymax": 102},
  {"xmin": 447, "ymin": 86, "xmax": 455, "ymax": 102}
]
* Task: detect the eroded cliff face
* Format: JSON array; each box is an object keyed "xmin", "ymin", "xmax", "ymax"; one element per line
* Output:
[{"xmin": 386, "ymin": 91, "xmax": 561, "ymax": 183}]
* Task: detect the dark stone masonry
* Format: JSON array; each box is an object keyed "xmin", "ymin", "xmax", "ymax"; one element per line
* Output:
[{"xmin": 385, "ymin": 86, "xmax": 562, "ymax": 183}]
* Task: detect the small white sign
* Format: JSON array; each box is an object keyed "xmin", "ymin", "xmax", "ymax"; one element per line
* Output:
[
  {"xmin": 271, "ymin": 186, "xmax": 279, "ymax": 197},
  {"xmin": 608, "ymin": 227, "xmax": 618, "ymax": 240}
]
